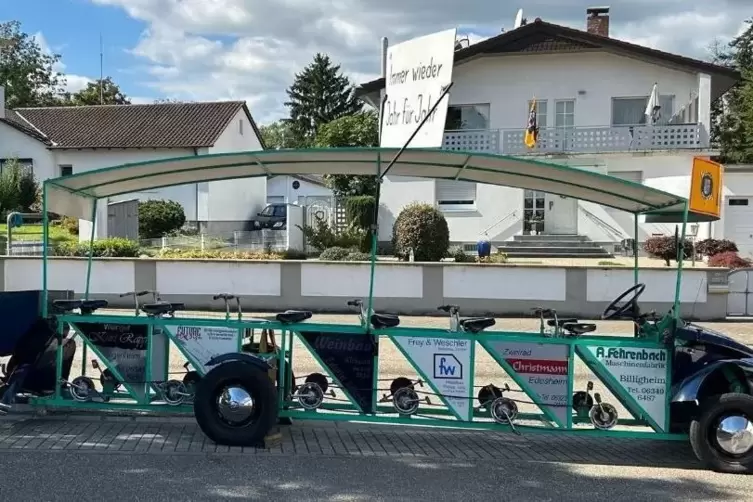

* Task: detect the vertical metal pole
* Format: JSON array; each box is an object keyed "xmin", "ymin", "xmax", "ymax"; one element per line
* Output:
[
  {"xmin": 365, "ymin": 155, "xmax": 381, "ymax": 322},
  {"xmin": 41, "ymin": 184, "xmax": 49, "ymax": 318},
  {"xmin": 365, "ymin": 68, "xmax": 390, "ymax": 326},
  {"xmin": 84, "ymin": 199, "xmax": 98, "ymax": 300},
  {"xmin": 633, "ymin": 214, "xmax": 639, "ymax": 286},
  {"xmin": 673, "ymin": 202, "xmax": 690, "ymax": 318}
]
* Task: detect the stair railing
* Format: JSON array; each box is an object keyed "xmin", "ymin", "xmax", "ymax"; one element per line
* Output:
[
  {"xmin": 578, "ymin": 206, "xmax": 626, "ymax": 241},
  {"xmin": 481, "ymin": 210, "xmax": 519, "ymax": 239}
]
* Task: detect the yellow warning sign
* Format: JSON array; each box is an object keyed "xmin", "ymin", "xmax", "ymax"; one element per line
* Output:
[{"xmin": 689, "ymin": 157, "xmax": 722, "ymax": 219}]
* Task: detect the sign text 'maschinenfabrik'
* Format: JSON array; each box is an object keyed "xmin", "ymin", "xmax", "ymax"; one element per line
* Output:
[{"xmin": 380, "ymin": 28, "xmax": 457, "ymax": 149}]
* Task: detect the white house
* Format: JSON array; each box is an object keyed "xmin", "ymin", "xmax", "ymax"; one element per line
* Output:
[
  {"xmin": 357, "ymin": 8, "xmax": 742, "ymax": 256},
  {"xmin": 266, "ymin": 174, "xmax": 333, "ymax": 206},
  {"xmin": 0, "ymin": 92, "xmax": 267, "ymax": 238}
]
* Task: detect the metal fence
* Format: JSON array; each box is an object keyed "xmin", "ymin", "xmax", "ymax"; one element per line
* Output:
[
  {"xmin": 4, "ymin": 240, "xmax": 46, "ymax": 256},
  {"xmin": 140, "ymin": 229, "xmax": 288, "ymax": 253}
]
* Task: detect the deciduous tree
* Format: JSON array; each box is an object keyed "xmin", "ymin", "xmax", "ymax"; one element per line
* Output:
[{"xmin": 0, "ymin": 21, "xmax": 66, "ymax": 107}]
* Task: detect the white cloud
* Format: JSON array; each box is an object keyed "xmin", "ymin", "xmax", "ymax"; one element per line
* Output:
[
  {"xmin": 32, "ymin": 32, "xmax": 93, "ymax": 93},
  {"xmin": 86, "ymin": 1, "xmax": 749, "ymax": 123}
]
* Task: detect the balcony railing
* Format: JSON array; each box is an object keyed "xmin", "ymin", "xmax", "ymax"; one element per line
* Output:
[{"xmin": 442, "ymin": 123, "xmax": 709, "ymax": 155}]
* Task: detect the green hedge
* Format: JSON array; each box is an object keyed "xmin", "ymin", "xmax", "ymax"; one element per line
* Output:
[{"xmin": 56, "ymin": 237, "xmax": 141, "ymax": 257}]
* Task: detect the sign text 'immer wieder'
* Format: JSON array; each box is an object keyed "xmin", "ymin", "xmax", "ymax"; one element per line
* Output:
[{"xmin": 380, "ymin": 28, "xmax": 457, "ymax": 149}]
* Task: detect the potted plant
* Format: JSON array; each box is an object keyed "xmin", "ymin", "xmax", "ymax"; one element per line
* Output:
[{"xmin": 528, "ymin": 214, "xmax": 543, "ymax": 235}]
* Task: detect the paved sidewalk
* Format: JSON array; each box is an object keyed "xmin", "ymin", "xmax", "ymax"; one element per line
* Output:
[{"xmin": 0, "ymin": 414, "xmax": 694, "ymax": 467}]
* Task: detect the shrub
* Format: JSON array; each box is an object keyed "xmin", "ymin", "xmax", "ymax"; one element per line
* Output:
[
  {"xmin": 643, "ymin": 235, "xmax": 693, "ymax": 266},
  {"xmin": 281, "ymin": 249, "xmax": 308, "ymax": 260},
  {"xmin": 138, "ymin": 199, "xmax": 186, "ymax": 239},
  {"xmin": 344, "ymin": 251, "xmax": 372, "ymax": 261},
  {"xmin": 16, "ymin": 169, "xmax": 39, "ymax": 212},
  {"xmin": 59, "ymin": 216, "xmax": 79, "ymax": 234},
  {"xmin": 708, "ymin": 251, "xmax": 752, "ymax": 269},
  {"xmin": 157, "ymin": 249, "xmax": 281, "ymax": 260},
  {"xmin": 319, "ymin": 246, "xmax": 352, "ymax": 261},
  {"xmin": 478, "ymin": 251, "xmax": 508, "ymax": 264},
  {"xmin": 392, "ymin": 202, "xmax": 450, "ymax": 262},
  {"xmin": 56, "ymin": 237, "xmax": 141, "ymax": 257},
  {"xmin": 696, "ymin": 238, "xmax": 738, "ymax": 257},
  {"xmin": 298, "ymin": 219, "xmax": 365, "ymax": 252},
  {"xmin": 451, "ymin": 248, "xmax": 475, "ymax": 263},
  {"xmin": 0, "ymin": 162, "xmax": 21, "ymax": 216},
  {"xmin": 344, "ymin": 196, "xmax": 375, "ymax": 229}
]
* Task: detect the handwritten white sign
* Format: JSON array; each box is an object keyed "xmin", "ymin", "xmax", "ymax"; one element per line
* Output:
[{"xmin": 380, "ymin": 28, "xmax": 457, "ymax": 148}]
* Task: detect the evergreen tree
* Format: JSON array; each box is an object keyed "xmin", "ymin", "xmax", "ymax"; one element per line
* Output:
[
  {"xmin": 283, "ymin": 53, "xmax": 362, "ymax": 143},
  {"xmin": 710, "ymin": 19, "xmax": 753, "ymax": 163}
]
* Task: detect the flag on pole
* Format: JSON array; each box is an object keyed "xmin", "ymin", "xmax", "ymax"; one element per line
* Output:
[{"xmin": 524, "ymin": 99, "xmax": 538, "ymax": 148}]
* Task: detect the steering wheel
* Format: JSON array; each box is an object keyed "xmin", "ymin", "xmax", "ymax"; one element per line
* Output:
[{"xmin": 601, "ymin": 283, "xmax": 646, "ymax": 320}]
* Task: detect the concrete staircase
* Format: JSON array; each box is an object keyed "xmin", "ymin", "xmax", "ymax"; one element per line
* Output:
[{"xmin": 495, "ymin": 234, "xmax": 613, "ymax": 259}]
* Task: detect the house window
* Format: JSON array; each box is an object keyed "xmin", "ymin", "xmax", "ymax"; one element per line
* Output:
[
  {"xmin": 611, "ymin": 95, "xmax": 675, "ymax": 126},
  {"xmin": 436, "ymin": 179, "xmax": 476, "ymax": 210},
  {"xmin": 555, "ymin": 100, "xmax": 575, "ymax": 129},
  {"xmin": 729, "ymin": 198, "xmax": 749, "ymax": 206},
  {"xmin": 528, "ymin": 100, "xmax": 548, "ymax": 128},
  {"xmin": 0, "ymin": 158, "xmax": 33, "ymax": 175},
  {"xmin": 239, "ymin": 119, "xmax": 244, "ymax": 135},
  {"xmin": 445, "ymin": 104, "xmax": 490, "ymax": 130},
  {"xmin": 59, "ymin": 165, "xmax": 73, "ymax": 177}
]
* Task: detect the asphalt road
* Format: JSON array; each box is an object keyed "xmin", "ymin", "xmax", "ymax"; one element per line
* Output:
[{"xmin": 0, "ymin": 449, "xmax": 749, "ymax": 502}]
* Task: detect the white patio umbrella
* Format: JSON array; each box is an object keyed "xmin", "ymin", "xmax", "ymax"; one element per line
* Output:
[{"xmin": 645, "ymin": 82, "xmax": 661, "ymax": 125}]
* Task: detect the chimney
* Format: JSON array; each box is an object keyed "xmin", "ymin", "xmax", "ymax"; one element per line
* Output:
[
  {"xmin": 0, "ymin": 86, "xmax": 5, "ymax": 119},
  {"xmin": 586, "ymin": 6, "xmax": 610, "ymax": 37}
]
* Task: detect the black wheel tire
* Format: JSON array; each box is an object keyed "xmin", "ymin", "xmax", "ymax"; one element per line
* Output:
[
  {"xmin": 572, "ymin": 391, "xmax": 594, "ymax": 412},
  {"xmin": 193, "ymin": 360, "xmax": 278, "ymax": 447},
  {"xmin": 689, "ymin": 393, "xmax": 753, "ymax": 474}
]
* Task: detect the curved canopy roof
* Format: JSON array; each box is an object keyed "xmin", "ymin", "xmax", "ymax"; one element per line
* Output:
[{"xmin": 43, "ymin": 147, "xmax": 687, "ymax": 221}]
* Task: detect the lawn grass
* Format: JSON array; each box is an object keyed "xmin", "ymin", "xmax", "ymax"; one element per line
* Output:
[{"xmin": 0, "ymin": 223, "xmax": 77, "ymax": 246}]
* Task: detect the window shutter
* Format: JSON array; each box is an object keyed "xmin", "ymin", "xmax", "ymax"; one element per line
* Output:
[{"xmin": 436, "ymin": 180, "xmax": 476, "ymax": 204}]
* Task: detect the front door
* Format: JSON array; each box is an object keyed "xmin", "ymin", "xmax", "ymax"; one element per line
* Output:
[
  {"xmin": 523, "ymin": 190, "xmax": 545, "ymax": 234},
  {"xmin": 545, "ymin": 193, "xmax": 578, "ymax": 235}
]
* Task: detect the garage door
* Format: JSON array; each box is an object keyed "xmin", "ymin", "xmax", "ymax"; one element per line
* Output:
[{"xmin": 724, "ymin": 197, "xmax": 753, "ymax": 258}]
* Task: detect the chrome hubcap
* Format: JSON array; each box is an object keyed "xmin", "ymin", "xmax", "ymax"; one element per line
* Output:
[
  {"xmin": 217, "ymin": 386, "xmax": 255, "ymax": 425},
  {"xmin": 716, "ymin": 415, "xmax": 753, "ymax": 456}
]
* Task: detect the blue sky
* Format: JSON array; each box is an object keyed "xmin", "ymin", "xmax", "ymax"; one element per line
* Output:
[
  {"xmin": 3, "ymin": 1, "xmax": 748, "ymax": 122},
  {"xmin": 4, "ymin": 0, "xmax": 161, "ymax": 100},
  {"xmin": 3, "ymin": 0, "xmax": 496, "ymax": 106}
]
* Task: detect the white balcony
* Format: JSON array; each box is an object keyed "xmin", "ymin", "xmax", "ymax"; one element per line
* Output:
[{"xmin": 442, "ymin": 124, "xmax": 710, "ymax": 155}]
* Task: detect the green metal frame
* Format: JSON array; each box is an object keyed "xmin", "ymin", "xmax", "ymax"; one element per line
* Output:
[{"xmin": 32, "ymin": 144, "xmax": 694, "ymax": 442}]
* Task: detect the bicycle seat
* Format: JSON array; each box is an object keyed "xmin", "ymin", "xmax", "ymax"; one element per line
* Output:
[
  {"xmin": 276, "ymin": 310, "xmax": 312, "ymax": 324},
  {"xmin": 53, "ymin": 299, "xmax": 109, "ymax": 314},
  {"xmin": 371, "ymin": 313, "xmax": 400, "ymax": 329},
  {"xmin": 53, "ymin": 299, "xmax": 83, "ymax": 312},
  {"xmin": 141, "ymin": 302, "xmax": 184, "ymax": 316},
  {"xmin": 460, "ymin": 317, "xmax": 496, "ymax": 333},
  {"xmin": 547, "ymin": 318, "xmax": 578, "ymax": 327},
  {"xmin": 80, "ymin": 299, "xmax": 109, "ymax": 314},
  {"xmin": 562, "ymin": 322, "xmax": 597, "ymax": 335}
]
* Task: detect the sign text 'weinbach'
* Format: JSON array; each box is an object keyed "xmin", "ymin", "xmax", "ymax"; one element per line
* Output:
[{"xmin": 380, "ymin": 28, "xmax": 457, "ymax": 149}]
